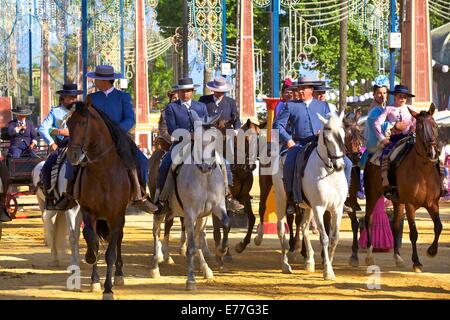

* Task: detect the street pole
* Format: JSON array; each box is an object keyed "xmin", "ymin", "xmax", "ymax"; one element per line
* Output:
[
  {"xmin": 63, "ymin": 11, "xmax": 68, "ymax": 82},
  {"xmin": 120, "ymin": 0, "xmax": 125, "ymax": 77},
  {"xmin": 82, "ymin": 0, "xmax": 88, "ymax": 100},
  {"xmin": 183, "ymin": 0, "xmax": 189, "ymax": 77},
  {"xmin": 389, "ymin": 0, "xmax": 396, "ymax": 104},
  {"xmin": 339, "ymin": 0, "xmax": 348, "ymax": 113},
  {"xmin": 222, "ymin": 0, "xmax": 227, "ymax": 65},
  {"xmin": 271, "ymin": 0, "xmax": 280, "ymax": 98},
  {"xmin": 28, "ymin": 1, "xmax": 33, "ymax": 98}
]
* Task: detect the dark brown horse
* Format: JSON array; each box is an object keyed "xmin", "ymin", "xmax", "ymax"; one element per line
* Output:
[
  {"xmin": 364, "ymin": 103, "xmax": 442, "ymax": 272},
  {"xmin": 66, "ymin": 101, "xmax": 131, "ymax": 300}
]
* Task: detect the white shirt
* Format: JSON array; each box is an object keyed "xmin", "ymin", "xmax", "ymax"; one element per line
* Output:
[
  {"xmin": 304, "ymin": 98, "xmax": 313, "ymax": 108},
  {"xmin": 181, "ymin": 99, "xmax": 192, "ymax": 109},
  {"xmin": 103, "ymin": 86, "xmax": 115, "ymax": 97},
  {"xmin": 213, "ymin": 95, "xmax": 223, "ymax": 106}
]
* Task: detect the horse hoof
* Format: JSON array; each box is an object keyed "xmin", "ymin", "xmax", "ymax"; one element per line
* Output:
[
  {"xmin": 202, "ymin": 250, "xmax": 213, "ymax": 259},
  {"xmin": 203, "ymin": 268, "xmax": 214, "ymax": 280},
  {"xmin": 164, "ymin": 256, "xmax": 175, "ymax": 265},
  {"xmin": 102, "ymin": 293, "xmax": 114, "ymax": 300},
  {"xmin": 219, "ymin": 265, "xmax": 228, "ymax": 273},
  {"xmin": 324, "ymin": 271, "xmax": 336, "ymax": 281},
  {"xmin": 282, "ymin": 263, "xmax": 293, "ymax": 274},
  {"xmin": 85, "ymin": 251, "xmax": 97, "ymax": 265},
  {"xmin": 427, "ymin": 246, "xmax": 438, "ymax": 258},
  {"xmin": 305, "ymin": 262, "xmax": 315, "ymax": 273},
  {"xmin": 114, "ymin": 276, "xmax": 125, "ymax": 286},
  {"xmin": 179, "ymin": 246, "xmax": 187, "ymax": 257},
  {"xmin": 91, "ymin": 282, "xmax": 102, "ymax": 293},
  {"xmin": 150, "ymin": 268, "xmax": 160, "ymax": 278},
  {"xmin": 254, "ymin": 236, "xmax": 262, "ymax": 246},
  {"xmin": 235, "ymin": 242, "xmax": 246, "ymax": 254},
  {"xmin": 223, "ymin": 254, "xmax": 233, "ymax": 263},
  {"xmin": 413, "ymin": 265, "xmax": 423, "ymax": 273},
  {"xmin": 215, "ymin": 248, "xmax": 227, "ymax": 258},
  {"xmin": 348, "ymin": 256, "xmax": 359, "ymax": 267},
  {"xmin": 186, "ymin": 281, "xmax": 197, "ymax": 291}
]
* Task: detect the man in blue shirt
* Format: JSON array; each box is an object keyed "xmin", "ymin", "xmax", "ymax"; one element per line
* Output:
[
  {"xmin": 39, "ymin": 83, "xmax": 82, "ymax": 210},
  {"xmin": 273, "ymin": 77, "xmax": 352, "ymax": 213},
  {"xmin": 54, "ymin": 65, "xmax": 157, "ymax": 213}
]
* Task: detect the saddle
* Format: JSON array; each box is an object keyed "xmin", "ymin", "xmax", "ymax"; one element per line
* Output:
[
  {"xmin": 292, "ymin": 141, "xmax": 318, "ymax": 205},
  {"xmin": 43, "ymin": 148, "xmax": 68, "ymax": 201},
  {"xmin": 369, "ymin": 135, "xmax": 414, "ymax": 167}
]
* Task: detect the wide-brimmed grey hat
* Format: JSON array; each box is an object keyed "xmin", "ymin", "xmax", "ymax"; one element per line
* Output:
[
  {"xmin": 177, "ymin": 77, "xmax": 200, "ymax": 90},
  {"xmin": 206, "ymin": 76, "xmax": 233, "ymax": 92},
  {"xmin": 11, "ymin": 104, "xmax": 32, "ymax": 116},
  {"xmin": 87, "ymin": 65, "xmax": 122, "ymax": 80},
  {"xmin": 56, "ymin": 83, "xmax": 83, "ymax": 96},
  {"xmin": 291, "ymin": 76, "xmax": 322, "ymax": 88}
]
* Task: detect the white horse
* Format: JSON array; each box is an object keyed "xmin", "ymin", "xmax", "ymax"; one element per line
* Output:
[
  {"xmin": 273, "ymin": 111, "xmax": 348, "ymax": 280},
  {"xmin": 32, "ymin": 160, "xmax": 82, "ymax": 269}
]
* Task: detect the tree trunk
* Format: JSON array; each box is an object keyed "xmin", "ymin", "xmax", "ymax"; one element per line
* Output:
[{"xmin": 339, "ymin": 0, "xmax": 348, "ymax": 113}]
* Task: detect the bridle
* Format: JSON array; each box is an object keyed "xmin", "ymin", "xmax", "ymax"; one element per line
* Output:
[
  {"xmin": 415, "ymin": 115, "xmax": 439, "ymax": 163},
  {"xmin": 317, "ymin": 126, "xmax": 346, "ymax": 170},
  {"xmin": 69, "ymin": 107, "xmax": 115, "ymax": 165}
]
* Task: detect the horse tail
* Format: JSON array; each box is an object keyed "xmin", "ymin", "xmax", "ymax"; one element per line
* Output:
[{"xmin": 96, "ymin": 220, "xmax": 110, "ymax": 242}]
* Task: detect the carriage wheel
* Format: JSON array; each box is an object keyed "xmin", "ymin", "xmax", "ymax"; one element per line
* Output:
[{"xmin": 6, "ymin": 194, "xmax": 18, "ymax": 219}]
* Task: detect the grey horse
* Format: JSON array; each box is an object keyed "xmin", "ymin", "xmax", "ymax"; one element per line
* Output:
[{"xmin": 151, "ymin": 111, "xmax": 230, "ymax": 290}]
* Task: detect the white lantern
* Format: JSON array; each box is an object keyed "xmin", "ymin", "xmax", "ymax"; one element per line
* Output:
[
  {"xmin": 369, "ymin": 92, "xmax": 374, "ymax": 99},
  {"xmin": 432, "ymin": 59, "xmax": 436, "ymax": 67},
  {"xmin": 359, "ymin": 95, "xmax": 366, "ymax": 102},
  {"xmin": 360, "ymin": 79, "xmax": 366, "ymax": 84},
  {"xmin": 364, "ymin": 93, "xmax": 370, "ymax": 99},
  {"xmin": 330, "ymin": 92, "xmax": 336, "ymax": 100},
  {"xmin": 346, "ymin": 85, "xmax": 350, "ymax": 90},
  {"xmin": 442, "ymin": 65, "xmax": 449, "ymax": 73},
  {"xmin": 371, "ymin": 81, "xmax": 375, "ymax": 86},
  {"xmin": 353, "ymin": 96, "xmax": 359, "ymax": 103},
  {"xmin": 347, "ymin": 96, "xmax": 353, "ymax": 103}
]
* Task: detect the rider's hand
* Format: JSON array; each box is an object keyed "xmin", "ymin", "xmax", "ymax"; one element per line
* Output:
[
  {"xmin": 380, "ymin": 138, "xmax": 390, "ymax": 146},
  {"xmin": 287, "ymin": 140, "xmax": 296, "ymax": 149},
  {"xmin": 29, "ymin": 143, "xmax": 36, "ymax": 149},
  {"xmin": 50, "ymin": 143, "xmax": 58, "ymax": 151},
  {"xmin": 395, "ymin": 121, "xmax": 408, "ymax": 131}
]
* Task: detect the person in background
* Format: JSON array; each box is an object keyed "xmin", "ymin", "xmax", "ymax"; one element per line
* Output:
[{"xmin": 7, "ymin": 104, "xmax": 38, "ymax": 158}]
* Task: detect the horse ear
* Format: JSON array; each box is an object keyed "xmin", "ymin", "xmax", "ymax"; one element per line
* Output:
[
  {"xmin": 429, "ymin": 103, "xmax": 436, "ymax": 116},
  {"xmin": 317, "ymin": 113, "xmax": 328, "ymax": 125},
  {"xmin": 408, "ymin": 107, "xmax": 419, "ymax": 118},
  {"xmin": 246, "ymin": 118, "xmax": 251, "ymax": 126}
]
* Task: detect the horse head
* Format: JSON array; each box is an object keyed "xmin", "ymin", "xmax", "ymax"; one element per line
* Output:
[
  {"xmin": 66, "ymin": 101, "xmax": 90, "ymax": 166},
  {"xmin": 343, "ymin": 108, "xmax": 364, "ymax": 164},
  {"xmin": 317, "ymin": 111, "xmax": 346, "ymax": 171},
  {"xmin": 232, "ymin": 119, "xmax": 260, "ymax": 172},
  {"xmin": 408, "ymin": 103, "xmax": 440, "ymax": 162}
]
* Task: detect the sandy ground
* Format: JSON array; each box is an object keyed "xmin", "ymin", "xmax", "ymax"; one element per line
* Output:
[{"xmin": 0, "ymin": 196, "xmax": 449, "ymax": 300}]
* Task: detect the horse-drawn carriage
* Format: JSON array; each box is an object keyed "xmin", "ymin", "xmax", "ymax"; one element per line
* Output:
[{"xmin": 0, "ymin": 127, "xmax": 47, "ymax": 218}]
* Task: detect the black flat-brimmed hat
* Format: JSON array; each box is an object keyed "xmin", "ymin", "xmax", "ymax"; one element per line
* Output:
[
  {"xmin": 389, "ymin": 84, "xmax": 415, "ymax": 97},
  {"xmin": 177, "ymin": 77, "xmax": 200, "ymax": 90},
  {"xmin": 291, "ymin": 76, "xmax": 323, "ymax": 88},
  {"xmin": 313, "ymin": 81, "xmax": 332, "ymax": 92},
  {"xmin": 11, "ymin": 104, "xmax": 32, "ymax": 116},
  {"xmin": 56, "ymin": 83, "xmax": 83, "ymax": 96},
  {"xmin": 86, "ymin": 65, "xmax": 122, "ymax": 80}
]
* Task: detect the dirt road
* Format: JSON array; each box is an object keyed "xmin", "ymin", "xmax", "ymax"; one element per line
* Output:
[{"xmin": 0, "ymin": 198, "xmax": 449, "ymax": 300}]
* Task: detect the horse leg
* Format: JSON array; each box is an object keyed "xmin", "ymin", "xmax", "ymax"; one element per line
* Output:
[
  {"xmin": 236, "ymin": 196, "xmax": 255, "ymax": 254},
  {"xmin": 313, "ymin": 206, "xmax": 335, "ymax": 280},
  {"xmin": 195, "ymin": 217, "xmax": 213, "ymax": 280},
  {"xmin": 43, "ymin": 210, "xmax": 59, "ymax": 267},
  {"xmin": 300, "ymin": 208, "xmax": 315, "ymax": 272},
  {"xmin": 277, "ymin": 216, "xmax": 292, "ymax": 274},
  {"xmin": 162, "ymin": 212, "xmax": 175, "ymax": 264},
  {"xmin": 425, "ymin": 202, "xmax": 442, "ymax": 258},
  {"xmin": 200, "ymin": 225, "xmax": 212, "ymax": 259},
  {"xmin": 393, "ymin": 203, "xmax": 406, "ymax": 268},
  {"xmin": 328, "ymin": 210, "xmax": 343, "ymax": 264},
  {"xmin": 294, "ymin": 209, "xmax": 304, "ymax": 263},
  {"xmin": 66, "ymin": 206, "xmax": 82, "ymax": 268},
  {"xmin": 184, "ymin": 212, "xmax": 197, "ymax": 291},
  {"xmin": 404, "ymin": 204, "xmax": 423, "ymax": 273},
  {"xmin": 212, "ymin": 214, "xmax": 223, "ymax": 268},
  {"xmin": 179, "ymin": 217, "xmax": 187, "ymax": 256},
  {"xmin": 102, "ymin": 220, "xmax": 123, "ymax": 300},
  {"xmin": 114, "ymin": 226, "xmax": 125, "ymax": 287},
  {"xmin": 287, "ymin": 214, "xmax": 295, "ymax": 252},
  {"xmin": 347, "ymin": 211, "xmax": 360, "ymax": 267},
  {"xmin": 213, "ymin": 205, "xmax": 231, "ymax": 272},
  {"xmin": 320, "ymin": 211, "xmax": 331, "ymax": 265},
  {"xmin": 150, "ymin": 213, "xmax": 165, "ymax": 278}
]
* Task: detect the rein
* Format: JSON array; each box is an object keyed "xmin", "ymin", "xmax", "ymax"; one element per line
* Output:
[{"xmin": 317, "ymin": 127, "xmax": 345, "ymax": 169}]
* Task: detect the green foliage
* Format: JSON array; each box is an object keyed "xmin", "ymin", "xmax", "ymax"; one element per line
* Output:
[
  {"xmin": 429, "ymin": 11, "xmax": 447, "ymax": 30},
  {"xmin": 155, "ymin": 0, "xmax": 183, "ymax": 38},
  {"xmin": 149, "ymin": 54, "xmax": 174, "ymax": 109}
]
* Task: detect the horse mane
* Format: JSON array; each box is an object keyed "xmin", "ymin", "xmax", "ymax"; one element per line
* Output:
[{"xmin": 88, "ymin": 104, "xmax": 139, "ymax": 170}]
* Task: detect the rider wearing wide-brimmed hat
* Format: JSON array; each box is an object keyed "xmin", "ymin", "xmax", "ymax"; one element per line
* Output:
[
  {"xmin": 53, "ymin": 65, "xmax": 158, "ymax": 213},
  {"xmin": 7, "ymin": 104, "xmax": 38, "ymax": 158},
  {"xmin": 38, "ymin": 83, "xmax": 83, "ymax": 210},
  {"xmin": 273, "ymin": 76, "xmax": 353, "ymax": 213},
  {"xmin": 199, "ymin": 76, "xmax": 244, "ymax": 211}
]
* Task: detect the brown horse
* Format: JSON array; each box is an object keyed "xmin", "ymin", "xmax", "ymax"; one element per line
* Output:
[
  {"xmin": 66, "ymin": 101, "xmax": 131, "ymax": 300},
  {"xmin": 364, "ymin": 103, "xmax": 442, "ymax": 272},
  {"xmin": 213, "ymin": 119, "xmax": 260, "ymax": 259}
]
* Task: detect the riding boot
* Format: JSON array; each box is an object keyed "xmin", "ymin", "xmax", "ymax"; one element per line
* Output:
[
  {"xmin": 129, "ymin": 168, "xmax": 158, "ymax": 213},
  {"xmin": 286, "ymin": 192, "xmax": 296, "ymax": 215},
  {"xmin": 153, "ymin": 188, "xmax": 169, "ymax": 215},
  {"xmin": 225, "ymin": 186, "xmax": 244, "ymax": 212},
  {"xmin": 0, "ymin": 204, "xmax": 11, "ymax": 222},
  {"xmin": 381, "ymin": 157, "xmax": 398, "ymax": 200}
]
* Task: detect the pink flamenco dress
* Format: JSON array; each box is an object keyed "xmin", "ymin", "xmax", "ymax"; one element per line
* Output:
[{"xmin": 359, "ymin": 196, "xmax": 394, "ymax": 252}]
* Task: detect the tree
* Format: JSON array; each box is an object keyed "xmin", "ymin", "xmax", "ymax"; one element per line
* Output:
[{"xmin": 149, "ymin": 54, "xmax": 174, "ymax": 109}]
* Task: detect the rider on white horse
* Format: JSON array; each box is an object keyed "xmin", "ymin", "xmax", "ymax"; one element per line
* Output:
[{"xmin": 272, "ymin": 76, "xmax": 353, "ymax": 213}]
